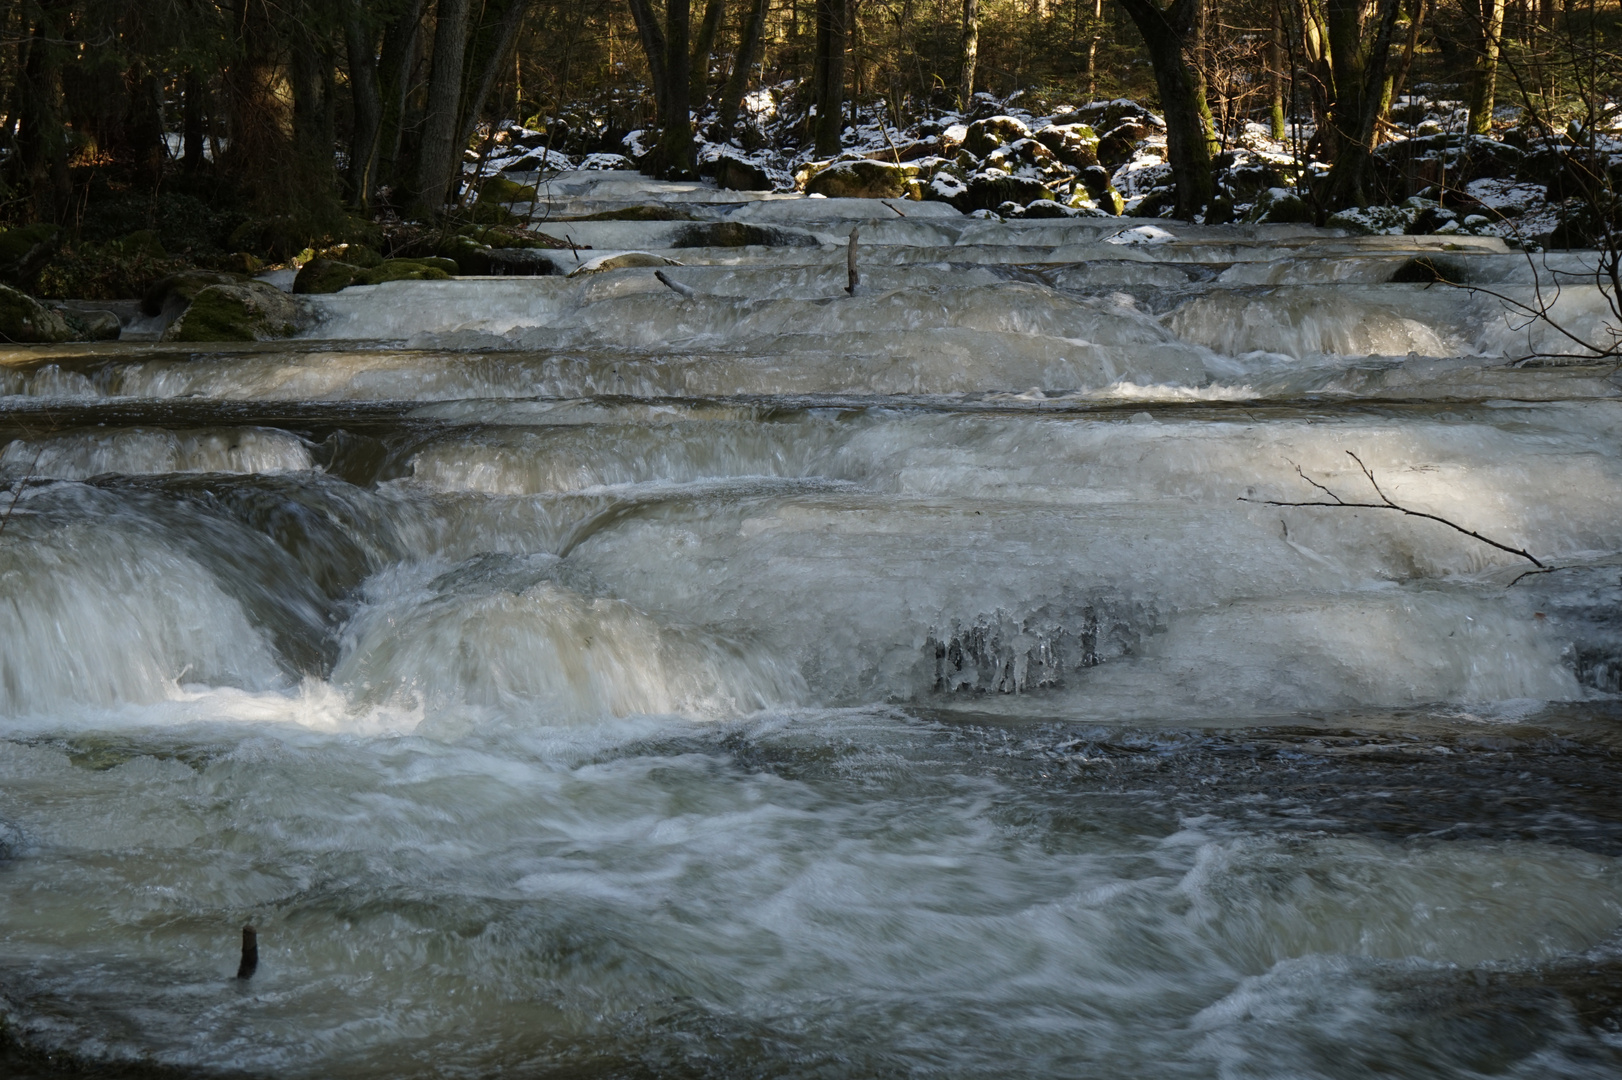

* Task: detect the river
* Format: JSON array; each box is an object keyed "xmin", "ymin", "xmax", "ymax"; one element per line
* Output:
[{"xmin": 2, "ymin": 175, "xmax": 1620, "ymax": 1078}]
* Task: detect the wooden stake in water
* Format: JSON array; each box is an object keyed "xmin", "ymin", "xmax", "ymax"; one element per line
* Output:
[
  {"xmin": 236, "ymin": 925, "xmax": 258, "ymax": 980},
  {"xmin": 846, "ymin": 226, "xmax": 861, "ymax": 296}
]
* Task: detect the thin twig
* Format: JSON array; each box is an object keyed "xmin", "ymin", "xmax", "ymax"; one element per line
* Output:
[{"xmin": 1240, "ymin": 451, "xmax": 1545, "ymax": 567}]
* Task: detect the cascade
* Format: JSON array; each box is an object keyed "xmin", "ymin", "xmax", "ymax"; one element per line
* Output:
[{"xmin": 2, "ymin": 173, "xmax": 1620, "ymax": 1078}]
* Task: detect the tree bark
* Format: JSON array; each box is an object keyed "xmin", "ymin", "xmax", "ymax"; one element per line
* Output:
[
  {"xmin": 414, "ymin": 0, "xmax": 474, "ymax": 214},
  {"xmin": 457, "ymin": 0, "xmax": 533, "ymax": 150},
  {"xmin": 1466, "ymin": 0, "xmax": 1505, "ymax": 134},
  {"xmin": 626, "ymin": 0, "xmax": 670, "ymax": 126},
  {"xmin": 1117, "ymin": 0, "xmax": 1216, "ymax": 219},
  {"xmin": 690, "ymin": 0, "xmax": 726, "ymax": 105},
  {"xmin": 1269, "ymin": 1, "xmax": 1287, "ymax": 140},
  {"xmin": 15, "ymin": 8, "xmax": 71, "ymax": 222},
  {"xmin": 960, "ymin": 0, "xmax": 980, "ymax": 108},
  {"xmin": 345, "ymin": 4, "xmax": 384, "ymax": 209},
  {"xmin": 223, "ymin": 0, "xmax": 292, "ymax": 202},
  {"xmin": 183, "ymin": 69, "xmax": 207, "ymax": 173},
  {"xmin": 376, "ymin": 0, "xmax": 426, "ymax": 193},
  {"xmin": 814, "ymin": 0, "xmax": 847, "ymax": 157},
  {"xmin": 659, "ymin": 0, "xmax": 695, "ymax": 175},
  {"xmin": 716, "ymin": 0, "xmax": 770, "ymax": 138},
  {"xmin": 1321, "ymin": 0, "xmax": 1403, "ymax": 209}
]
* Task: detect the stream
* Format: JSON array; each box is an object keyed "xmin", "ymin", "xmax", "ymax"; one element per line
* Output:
[{"xmin": 2, "ymin": 175, "xmax": 1621, "ymax": 1078}]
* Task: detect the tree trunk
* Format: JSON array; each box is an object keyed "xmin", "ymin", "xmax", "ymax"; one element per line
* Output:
[
  {"xmin": 659, "ymin": 0, "xmax": 695, "ymax": 175},
  {"xmin": 1269, "ymin": 2, "xmax": 1287, "ymax": 140},
  {"xmin": 414, "ymin": 0, "xmax": 474, "ymax": 214},
  {"xmin": 376, "ymin": 0, "xmax": 426, "ymax": 193},
  {"xmin": 1321, "ymin": 0, "xmax": 1403, "ymax": 209},
  {"xmin": 183, "ymin": 69, "xmax": 207, "ymax": 173},
  {"xmin": 716, "ymin": 0, "xmax": 770, "ymax": 138},
  {"xmin": 814, "ymin": 0, "xmax": 847, "ymax": 157},
  {"xmin": 1466, "ymin": 0, "xmax": 1505, "ymax": 134},
  {"xmin": 457, "ymin": 0, "xmax": 533, "ymax": 150},
  {"xmin": 960, "ymin": 0, "xmax": 980, "ymax": 108},
  {"xmin": 690, "ymin": 0, "xmax": 726, "ymax": 105},
  {"xmin": 1117, "ymin": 0, "xmax": 1215, "ymax": 219},
  {"xmin": 345, "ymin": 5, "xmax": 384, "ymax": 209},
  {"xmin": 627, "ymin": 0, "xmax": 670, "ymax": 126},
  {"xmin": 15, "ymin": 8, "xmax": 71, "ymax": 222},
  {"xmin": 223, "ymin": 0, "xmax": 292, "ymax": 203}
]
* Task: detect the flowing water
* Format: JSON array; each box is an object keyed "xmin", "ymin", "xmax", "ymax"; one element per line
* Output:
[{"xmin": 3, "ymin": 176, "xmax": 1622, "ymax": 1078}]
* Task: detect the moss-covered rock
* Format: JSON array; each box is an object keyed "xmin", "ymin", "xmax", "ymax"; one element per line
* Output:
[
  {"xmin": 142, "ymin": 271, "xmax": 245, "ymax": 319},
  {"xmin": 563, "ymin": 204, "xmax": 696, "ymax": 221},
  {"xmin": 294, "ymin": 258, "xmax": 363, "ymax": 294},
  {"xmin": 0, "ymin": 223, "xmax": 62, "ymax": 287},
  {"xmin": 162, "ymin": 281, "xmax": 303, "ymax": 342},
  {"xmin": 0, "ymin": 283, "xmax": 79, "ymax": 343},
  {"xmin": 478, "ymin": 176, "xmax": 538, "ymax": 204},
  {"xmin": 961, "ymin": 171, "xmax": 1051, "ymax": 212},
  {"xmin": 805, "ymin": 159, "xmax": 914, "ymax": 199},
  {"xmin": 1032, "ymin": 124, "xmax": 1100, "ymax": 170},
  {"xmin": 64, "ymin": 309, "xmax": 123, "ymax": 340},
  {"xmin": 964, "ymin": 115, "xmax": 1032, "ymax": 157},
  {"xmin": 1245, "ymin": 186, "xmax": 1313, "ymax": 224},
  {"xmin": 353, "ymin": 258, "xmax": 455, "ymax": 285}
]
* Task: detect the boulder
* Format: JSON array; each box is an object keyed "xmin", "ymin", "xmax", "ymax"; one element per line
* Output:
[
  {"xmin": 805, "ymin": 159, "xmax": 913, "ymax": 198},
  {"xmin": 0, "ymin": 223, "xmax": 61, "ymax": 287},
  {"xmin": 293, "ymin": 258, "xmax": 362, "ymax": 294},
  {"xmin": 353, "ymin": 258, "xmax": 456, "ymax": 285},
  {"xmin": 1077, "ymin": 166, "xmax": 1124, "ymax": 214},
  {"xmin": 1033, "ymin": 124, "xmax": 1100, "ymax": 169},
  {"xmin": 60, "ymin": 308, "xmax": 122, "ymax": 340},
  {"xmin": 141, "ymin": 271, "xmax": 244, "ymax": 321},
  {"xmin": 964, "ymin": 115, "xmax": 1032, "ymax": 157},
  {"xmin": 1245, "ymin": 186, "xmax": 1313, "ymax": 224},
  {"xmin": 0, "ymin": 283, "xmax": 79, "ymax": 343},
  {"xmin": 161, "ymin": 281, "xmax": 304, "ymax": 342},
  {"xmin": 960, "ymin": 171, "xmax": 1051, "ymax": 212},
  {"xmin": 458, "ymin": 247, "xmax": 561, "ymax": 275},
  {"xmin": 714, "ymin": 156, "xmax": 774, "ymax": 191},
  {"xmin": 1097, "ymin": 123, "xmax": 1153, "ymax": 168},
  {"xmin": 478, "ymin": 176, "xmax": 538, "ymax": 204}
]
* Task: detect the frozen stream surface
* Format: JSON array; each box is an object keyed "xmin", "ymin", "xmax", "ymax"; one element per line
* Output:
[{"xmin": 3, "ymin": 173, "xmax": 1622, "ymax": 1078}]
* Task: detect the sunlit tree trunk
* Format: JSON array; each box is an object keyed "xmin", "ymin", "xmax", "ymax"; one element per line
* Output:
[
  {"xmin": 959, "ymin": 0, "xmax": 979, "ymax": 107},
  {"xmin": 1117, "ymin": 0, "xmax": 1216, "ymax": 219},
  {"xmin": 716, "ymin": 0, "xmax": 771, "ymax": 139},
  {"xmin": 1321, "ymin": 0, "xmax": 1403, "ymax": 209},
  {"xmin": 814, "ymin": 0, "xmax": 847, "ymax": 156},
  {"xmin": 1466, "ymin": 0, "xmax": 1506, "ymax": 134},
  {"xmin": 690, "ymin": 0, "xmax": 726, "ymax": 104}
]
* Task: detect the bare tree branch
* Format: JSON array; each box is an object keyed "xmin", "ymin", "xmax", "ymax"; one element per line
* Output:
[{"xmin": 1242, "ymin": 450, "xmax": 1545, "ymax": 568}]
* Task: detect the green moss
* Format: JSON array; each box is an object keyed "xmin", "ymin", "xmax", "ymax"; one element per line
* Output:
[
  {"xmin": 293, "ymin": 259, "xmax": 362, "ymax": 294},
  {"xmin": 169, "ymin": 288, "xmax": 259, "ymax": 341},
  {"xmin": 478, "ymin": 176, "xmax": 539, "ymax": 204},
  {"xmin": 0, "ymin": 283, "xmax": 80, "ymax": 343},
  {"xmin": 354, "ymin": 259, "xmax": 454, "ymax": 285}
]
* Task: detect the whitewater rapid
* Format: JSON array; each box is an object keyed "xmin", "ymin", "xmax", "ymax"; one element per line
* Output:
[{"xmin": 2, "ymin": 173, "xmax": 1620, "ymax": 1078}]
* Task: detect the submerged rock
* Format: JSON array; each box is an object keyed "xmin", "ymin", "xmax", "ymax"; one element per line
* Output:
[
  {"xmin": 670, "ymin": 222, "xmax": 817, "ymax": 248},
  {"xmin": 161, "ymin": 281, "xmax": 304, "ymax": 342}
]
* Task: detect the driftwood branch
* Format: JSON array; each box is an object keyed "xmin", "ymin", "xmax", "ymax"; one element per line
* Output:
[
  {"xmin": 655, "ymin": 270, "xmax": 695, "ymax": 299},
  {"xmin": 1240, "ymin": 451, "xmax": 1545, "ymax": 568},
  {"xmin": 846, "ymin": 226, "xmax": 860, "ymax": 295}
]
